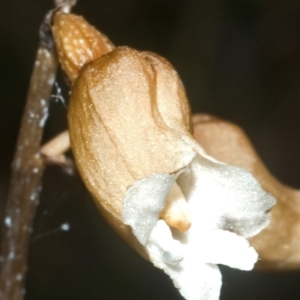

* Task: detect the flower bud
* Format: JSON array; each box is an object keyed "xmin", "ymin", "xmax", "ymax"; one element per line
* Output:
[{"xmin": 52, "ymin": 12, "xmax": 114, "ymax": 83}]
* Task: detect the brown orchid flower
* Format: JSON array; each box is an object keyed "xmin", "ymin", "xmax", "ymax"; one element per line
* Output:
[{"xmin": 46, "ymin": 10, "xmax": 279, "ymax": 300}]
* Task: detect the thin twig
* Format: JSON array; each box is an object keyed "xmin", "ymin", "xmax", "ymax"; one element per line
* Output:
[{"xmin": 0, "ymin": 13, "xmax": 57, "ymax": 300}]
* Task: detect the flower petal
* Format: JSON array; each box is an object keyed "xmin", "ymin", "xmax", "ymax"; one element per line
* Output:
[
  {"xmin": 177, "ymin": 155, "xmax": 276, "ymax": 238},
  {"xmin": 123, "ymin": 153, "xmax": 275, "ymax": 300},
  {"xmin": 123, "ymin": 173, "xmax": 177, "ymax": 245},
  {"xmin": 195, "ymin": 230, "xmax": 258, "ymax": 270}
]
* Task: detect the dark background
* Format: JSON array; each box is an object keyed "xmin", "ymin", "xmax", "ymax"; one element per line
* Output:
[{"xmin": 1, "ymin": 0, "xmax": 300, "ymax": 299}]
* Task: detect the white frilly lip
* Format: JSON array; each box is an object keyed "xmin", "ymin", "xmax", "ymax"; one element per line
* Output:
[{"xmin": 123, "ymin": 152, "xmax": 275, "ymax": 300}]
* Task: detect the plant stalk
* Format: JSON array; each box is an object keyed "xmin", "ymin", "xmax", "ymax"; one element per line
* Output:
[{"xmin": 0, "ymin": 16, "xmax": 57, "ymax": 300}]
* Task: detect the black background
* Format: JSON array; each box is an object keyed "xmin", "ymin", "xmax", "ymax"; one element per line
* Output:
[{"xmin": 0, "ymin": 1, "xmax": 300, "ymax": 299}]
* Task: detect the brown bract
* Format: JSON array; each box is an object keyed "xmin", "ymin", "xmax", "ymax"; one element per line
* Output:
[
  {"xmin": 192, "ymin": 114, "xmax": 300, "ymax": 270},
  {"xmin": 68, "ymin": 47, "xmax": 193, "ymax": 256},
  {"xmin": 52, "ymin": 12, "xmax": 114, "ymax": 83}
]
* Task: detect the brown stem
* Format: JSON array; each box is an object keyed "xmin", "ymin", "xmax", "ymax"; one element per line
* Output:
[{"xmin": 0, "ymin": 18, "xmax": 57, "ymax": 300}]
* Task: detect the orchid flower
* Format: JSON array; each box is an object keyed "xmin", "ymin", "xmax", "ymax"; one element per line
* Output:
[
  {"xmin": 52, "ymin": 12, "xmax": 276, "ymax": 300},
  {"xmin": 68, "ymin": 46, "xmax": 275, "ymax": 300}
]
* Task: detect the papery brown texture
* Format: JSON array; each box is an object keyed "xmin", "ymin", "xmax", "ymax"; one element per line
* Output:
[
  {"xmin": 68, "ymin": 46, "xmax": 194, "ymax": 255},
  {"xmin": 52, "ymin": 12, "xmax": 114, "ymax": 83},
  {"xmin": 192, "ymin": 114, "xmax": 300, "ymax": 270}
]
